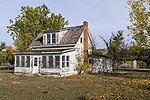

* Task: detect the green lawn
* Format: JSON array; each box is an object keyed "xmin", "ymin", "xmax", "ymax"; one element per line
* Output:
[{"xmin": 0, "ymin": 70, "xmax": 150, "ymax": 100}]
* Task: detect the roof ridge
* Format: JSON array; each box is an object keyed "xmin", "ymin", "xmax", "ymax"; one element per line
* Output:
[
  {"xmin": 63, "ymin": 25, "xmax": 84, "ymax": 29},
  {"xmin": 43, "ymin": 25, "xmax": 84, "ymax": 33}
]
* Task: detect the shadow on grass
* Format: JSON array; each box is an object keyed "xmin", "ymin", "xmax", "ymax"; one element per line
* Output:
[
  {"xmin": 0, "ymin": 69, "xmax": 14, "ymax": 74},
  {"xmin": 0, "ymin": 66, "xmax": 14, "ymax": 74},
  {"xmin": 93, "ymin": 71, "xmax": 150, "ymax": 79},
  {"xmin": 77, "ymin": 97, "xmax": 86, "ymax": 100}
]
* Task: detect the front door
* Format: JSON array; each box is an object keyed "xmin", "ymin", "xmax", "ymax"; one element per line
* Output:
[{"xmin": 32, "ymin": 56, "xmax": 40, "ymax": 73}]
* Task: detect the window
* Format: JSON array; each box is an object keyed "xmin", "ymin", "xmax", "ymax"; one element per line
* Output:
[
  {"xmin": 42, "ymin": 56, "xmax": 46, "ymax": 68},
  {"xmin": 49, "ymin": 56, "xmax": 53, "ymax": 68},
  {"xmin": 26, "ymin": 56, "xmax": 30, "ymax": 67},
  {"xmin": 21, "ymin": 56, "xmax": 25, "ymax": 67},
  {"xmin": 80, "ymin": 37, "xmax": 82, "ymax": 43},
  {"xmin": 45, "ymin": 33, "xmax": 57, "ymax": 44},
  {"xmin": 47, "ymin": 34, "xmax": 51, "ymax": 44},
  {"xmin": 55, "ymin": 56, "xmax": 60, "ymax": 68},
  {"xmin": 66, "ymin": 56, "xmax": 69, "ymax": 67},
  {"xmin": 89, "ymin": 59, "xmax": 93, "ymax": 64},
  {"xmin": 62, "ymin": 56, "xmax": 65, "ymax": 68},
  {"xmin": 34, "ymin": 58, "xmax": 38, "ymax": 66},
  {"xmin": 16, "ymin": 56, "xmax": 20, "ymax": 67},
  {"xmin": 52, "ymin": 33, "xmax": 56, "ymax": 44}
]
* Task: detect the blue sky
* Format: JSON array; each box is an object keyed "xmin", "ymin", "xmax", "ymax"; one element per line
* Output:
[{"xmin": 0, "ymin": 0, "xmax": 131, "ymax": 48}]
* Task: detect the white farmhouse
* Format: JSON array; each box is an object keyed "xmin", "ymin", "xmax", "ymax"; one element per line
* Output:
[{"xmin": 14, "ymin": 21, "xmax": 96, "ymax": 75}]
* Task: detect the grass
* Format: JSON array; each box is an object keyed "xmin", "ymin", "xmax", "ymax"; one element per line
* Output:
[{"xmin": 0, "ymin": 70, "xmax": 150, "ymax": 100}]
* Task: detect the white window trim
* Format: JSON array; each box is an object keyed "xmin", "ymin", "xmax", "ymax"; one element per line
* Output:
[
  {"xmin": 61, "ymin": 55, "xmax": 70, "ymax": 68},
  {"xmin": 26, "ymin": 56, "xmax": 30, "ymax": 68},
  {"xmin": 48, "ymin": 55, "xmax": 54, "ymax": 68},
  {"xmin": 15, "ymin": 56, "xmax": 20, "ymax": 67},
  {"xmin": 66, "ymin": 55, "xmax": 70, "ymax": 68},
  {"xmin": 47, "ymin": 34, "xmax": 51, "ymax": 44},
  {"xmin": 55, "ymin": 55, "xmax": 61, "ymax": 68},
  {"xmin": 43, "ymin": 34, "xmax": 47, "ymax": 45},
  {"xmin": 42, "ymin": 56, "xmax": 47, "ymax": 68},
  {"xmin": 62, "ymin": 56, "xmax": 65, "ymax": 68},
  {"xmin": 43, "ymin": 33, "xmax": 58, "ymax": 45}
]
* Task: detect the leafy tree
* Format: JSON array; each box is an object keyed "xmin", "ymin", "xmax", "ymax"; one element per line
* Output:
[
  {"xmin": 75, "ymin": 53, "xmax": 84, "ymax": 75},
  {"xmin": 128, "ymin": 0, "xmax": 150, "ymax": 66},
  {"xmin": 0, "ymin": 46, "xmax": 15, "ymax": 66},
  {"xmin": 128, "ymin": 0, "xmax": 150, "ymax": 56},
  {"xmin": 0, "ymin": 42, "xmax": 6, "ymax": 51},
  {"xmin": 5, "ymin": 46, "xmax": 16, "ymax": 65},
  {"xmin": 141, "ymin": 49, "xmax": 150, "ymax": 66},
  {"xmin": 0, "ymin": 42, "xmax": 6, "ymax": 65},
  {"xmin": 0, "ymin": 54, "xmax": 3, "ymax": 65},
  {"xmin": 100, "ymin": 31, "xmax": 129, "ymax": 69},
  {"xmin": 7, "ymin": 4, "xmax": 68, "ymax": 51}
]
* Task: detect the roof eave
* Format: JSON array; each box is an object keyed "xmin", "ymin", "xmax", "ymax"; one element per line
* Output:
[{"xmin": 29, "ymin": 44, "xmax": 76, "ymax": 49}]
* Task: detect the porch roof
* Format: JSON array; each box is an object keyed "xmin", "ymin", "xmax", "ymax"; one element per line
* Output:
[
  {"xmin": 29, "ymin": 44, "xmax": 75, "ymax": 49},
  {"xmin": 14, "ymin": 48, "xmax": 75, "ymax": 55}
]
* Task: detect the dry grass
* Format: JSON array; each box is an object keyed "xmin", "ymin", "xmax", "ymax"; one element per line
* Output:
[{"xmin": 0, "ymin": 70, "xmax": 150, "ymax": 100}]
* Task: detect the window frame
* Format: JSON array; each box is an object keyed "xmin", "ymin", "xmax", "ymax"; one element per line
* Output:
[
  {"xmin": 80, "ymin": 37, "xmax": 83, "ymax": 43},
  {"xmin": 34, "ymin": 57, "xmax": 38, "ymax": 66},
  {"xmin": 52, "ymin": 33, "xmax": 56, "ymax": 44},
  {"xmin": 43, "ymin": 34, "xmax": 46, "ymax": 45},
  {"xmin": 62, "ymin": 56, "xmax": 65, "ymax": 68},
  {"xmin": 48, "ymin": 56, "xmax": 54, "ymax": 68},
  {"xmin": 42, "ymin": 56, "xmax": 47, "ymax": 68},
  {"xmin": 21, "ymin": 56, "xmax": 25, "ymax": 67},
  {"xmin": 66, "ymin": 56, "xmax": 70, "ymax": 67},
  {"xmin": 16, "ymin": 56, "xmax": 20, "ymax": 67},
  {"xmin": 26, "ymin": 56, "xmax": 30, "ymax": 67},
  {"xmin": 55, "ymin": 56, "xmax": 60, "ymax": 68},
  {"xmin": 47, "ymin": 34, "xmax": 51, "ymax": 44}
]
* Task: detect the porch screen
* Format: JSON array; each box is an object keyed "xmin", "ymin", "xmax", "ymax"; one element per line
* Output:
[
  {"xmin": 26, "ymin": 56, "xmax": 30, "ymax": 67},
  {"xmin": 42, "ymin": 56, "xmax": 46, "ymax": 68},
  {"xmin": 21, "ymin": 56, "xmax": 25, "ymax": 67},
  {"xmin": 55, "ymin": 56, "xmax": 60, "ymax": 68},
  {"xmin": 16, "ymin": 56, "xmax": 20, "ymax": 67},
  {"xmin": 49, "ymin": 56, "xmax": 53, "ymax": 68}
]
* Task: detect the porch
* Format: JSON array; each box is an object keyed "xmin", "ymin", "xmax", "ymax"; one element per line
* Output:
[{"xmin": 14, "ymin": 53, "xmax": 76, "ymax": 75}]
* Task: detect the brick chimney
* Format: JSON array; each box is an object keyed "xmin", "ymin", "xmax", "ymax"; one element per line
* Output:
[{"xmin": 83, "ymin": 21, "xmax": 88, "ymax": 73}]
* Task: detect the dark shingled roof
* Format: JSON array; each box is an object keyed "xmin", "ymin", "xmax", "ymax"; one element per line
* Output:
[
  {"xmin": 30, "ymin": 41, "xmax": 42, "ymax": 46},
  {"xmin": 43, "ymin": 30, "xmax": 60, "ymax": 33},
  {"xmin": 29, "ymin": 25, "xmax": 85, "ymax": 48},
  {"xmin": 60, "ymin": 26, "xmax": 85, "ymax": 44}
]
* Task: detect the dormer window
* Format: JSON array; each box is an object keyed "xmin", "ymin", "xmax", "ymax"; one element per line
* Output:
[
  {"xmin": 52, "ymin": 33, "xmax": 56, "ymax": 44},
  {"xmin": 47, "ymin": 34, "xmax": 51, "ymax": 44},
  {"xmin": 44, "ymin": 33, "xmax": 57, "ymax": 44}
]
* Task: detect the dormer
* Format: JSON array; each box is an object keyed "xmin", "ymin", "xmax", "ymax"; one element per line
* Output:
[{"xmin": 43, "ymin": 30, "xmax": 68, "ymax": 45}]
